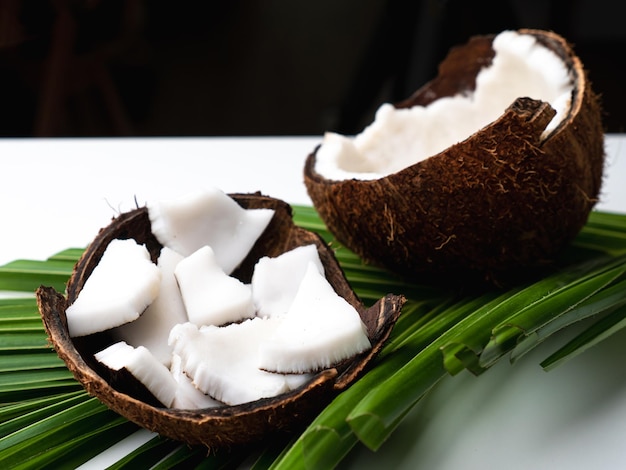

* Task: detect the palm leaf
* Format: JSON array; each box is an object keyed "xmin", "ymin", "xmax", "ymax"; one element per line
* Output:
[
  {"xmin": 0, "ymin": 258, "xmax": 76, "ymax": 293},
  {"xmin": 0, "ymin": 208, "xmax": 625, "ymax": 468}
]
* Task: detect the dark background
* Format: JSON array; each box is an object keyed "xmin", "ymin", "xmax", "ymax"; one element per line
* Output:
[{"xmin": 1, "ymin": 0, "xmax": 625, "ymax": 137}]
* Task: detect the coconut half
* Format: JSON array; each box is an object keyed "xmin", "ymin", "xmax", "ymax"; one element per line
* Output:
[
  {"xmin": 305, "ymin": 29, "xmax": 605, "ymax": 286},
  {"xmin": 36, "ymin": 193, "xmax": 404, "ymax": 449}
]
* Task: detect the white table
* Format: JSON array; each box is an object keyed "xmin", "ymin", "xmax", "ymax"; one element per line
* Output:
[{"xmin": 1, "ymin": 135, "xmax": 625, "ymax": 469}]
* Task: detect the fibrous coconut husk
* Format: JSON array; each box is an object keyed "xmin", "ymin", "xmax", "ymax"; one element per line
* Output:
[{"xmin": 304, "ymin": 29, "xmax": 605, "ymax": 287}]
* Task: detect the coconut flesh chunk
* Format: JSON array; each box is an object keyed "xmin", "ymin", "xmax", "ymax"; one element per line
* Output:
[
  {"xmin": 170, "ymin": 353, "xmax": 224, "ymax": 409},
  {"xmin": 65, "ymin": 238, "xmax": 161, "ymax": 337},
  {"xmin": 111, "ymin": 247, "xmax": 188, "ymax": 366},
  {"xmin": 251, "ymin": 244, "xmax": 324, "ymax": 319},
  {"xmin": 147, "ymin": 187, "xmax": 275, "ymax": 274},
  {"xmin": 258, "ymin": 262, "xmax": 371, "ymax": 374},
  {"xmin": 314, "ymin": 30, "xmax": 573, "ymax": 181},
  {"xmin": 95, "ymin": 341, "xmax": 178, "ymax": 408},
  {"xmin": 169, "ymin": 320, "xmax": 311, "ymax": 406},
  {"xmin": 174, "ymin": 245, "xmax": 255, "ymax": 327}
]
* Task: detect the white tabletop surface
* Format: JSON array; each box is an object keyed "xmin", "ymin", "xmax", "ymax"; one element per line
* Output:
[{"xmin": 1, "ymin": 135, "xmax": 625, "ymax": 468}]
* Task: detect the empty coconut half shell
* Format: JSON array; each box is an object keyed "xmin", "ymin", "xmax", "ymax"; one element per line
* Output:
[
  {"xmin": 36, "ymin": 193, "xmax": 404, "ymax": 449},
  {"xmin": 305, "ymin": 29, "xmax": 605, "ymax": 286}
]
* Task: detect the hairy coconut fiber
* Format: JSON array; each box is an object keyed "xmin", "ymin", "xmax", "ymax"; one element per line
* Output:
[
  {"xmin": 37, "ymin": 193, "xmax": 404, "ymax": 449},
  {"xmin": 304, "ymin": 29, "xmax": 604, "ymax": 286}
]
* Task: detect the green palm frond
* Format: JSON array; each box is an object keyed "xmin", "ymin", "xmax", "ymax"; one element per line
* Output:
[{"xmin": 1, "ymin": 208, "xmax": 625, "ymax": 469}]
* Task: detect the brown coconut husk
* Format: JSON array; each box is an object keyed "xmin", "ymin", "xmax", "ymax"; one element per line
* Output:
[
  {"xmin": 304, "ymin": 29, "xmax": 605, "ymax": 287},
  {"xmin": 36, "ymin": 193, "xmax": 405, "ymax": 449}
]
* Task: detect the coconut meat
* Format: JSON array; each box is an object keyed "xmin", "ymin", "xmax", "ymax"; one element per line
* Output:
[
  {"xmin": 169, "ymin": 320, "xmax": 311, "ymax": 406},
  {"xmin": 95, "ymin": 341, "xmax": 178, "ymax": 408},
  {"xmin": 148, "ymin": 187, "xmax": 275, "ymax": 274},
  {"xmin": 251, "ymin": 244, "xmax": 324, "ymax": 319},
  {"xmin": 65, "ymin": 238, "xmax": 161, "ymax": 337},
  {"xmin": 111, "ymin": 247, "xmax": 188, "ymax": 366},
  {"xmin": 170, "ymin": 353, "xmax": 224, "ymax": 409},
  {"xmin": 174, "ymin": 245, "xmax": 256, "ymax": 327},
  {"xmin": 315, "ymin": 30, "xmax": 573, "ymax": 181},
  {"xmin": 258, "ymin": 262, "xmax": 371, "ymax": 374}
]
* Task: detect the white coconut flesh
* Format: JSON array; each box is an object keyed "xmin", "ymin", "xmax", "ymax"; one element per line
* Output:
[
  {"xmin": 169, "ymin": 320, "xmax": 311, "ymax": 406},
  {"xmin": 111, "ymin": 247, "xmax": 187, "ymax": 366},
  {"xmin": 95, "ymin": 341, "xmax": 178, "ymax": 408},
  {"xmin": 258, "ymin": 262, "xmax": 371, "ymax": 374},
  {"xmin": 170, "ymin": 353, "xmax": 223, "ymax": 409},
  {"xmin": 315, "ymin": 30, "xmax": 574, "ymax": 181},
  {"xmin": 68, "ymin": 190, "xmax": 370, "ymax": 409},
  {"xmin": 147, "ymin": 186, "xmax": 275, "ymax": 274},
  {"xmin": 251, "ymin": 243, "xmax": 324, "ymax": 319},
  {"xmin": 65, "ymin": 238, "xmax": 161, "ymax": 337},
  {"xmin": 174, "ymin": 245, "xmax": 255, "ymax": 327}
]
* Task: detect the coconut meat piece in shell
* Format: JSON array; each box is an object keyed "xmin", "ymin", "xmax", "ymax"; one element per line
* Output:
[
  {"xmin": 315, "ymin": 30, "xmax": 572, "ymax": 181},
  {"xmin": 258, "ymin": 261, "xmax": 372, "ymax": 374},
  {"xmin": 170, "ymin": 353, "xmax": 224, "ymax": 409},
  {"xmin": 148, "ymin": 187, "xmax": 275, "ymax": 274},
  {"xmin": 174, "ymin": 245, "xmax": 256, "ymax": 327},
  {"xmin": 251, "ymin": 243, "xmax": 325, "ymax": 319},
  {"xmin": 65, "ymin": 238, "xmax": 161, "ymax": 337},
  {"xmin": 95, "ymin": 341, "xmax": 178, "ymax": 408}
]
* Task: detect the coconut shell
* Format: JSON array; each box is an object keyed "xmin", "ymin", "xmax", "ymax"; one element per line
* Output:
[
  {"xmin": 36, "ymin": 193, "xmax": 405, "ymax": 449},
  {"xmin": 304, "ymin": 29, "xmax": 605, "ymax": 286}
]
